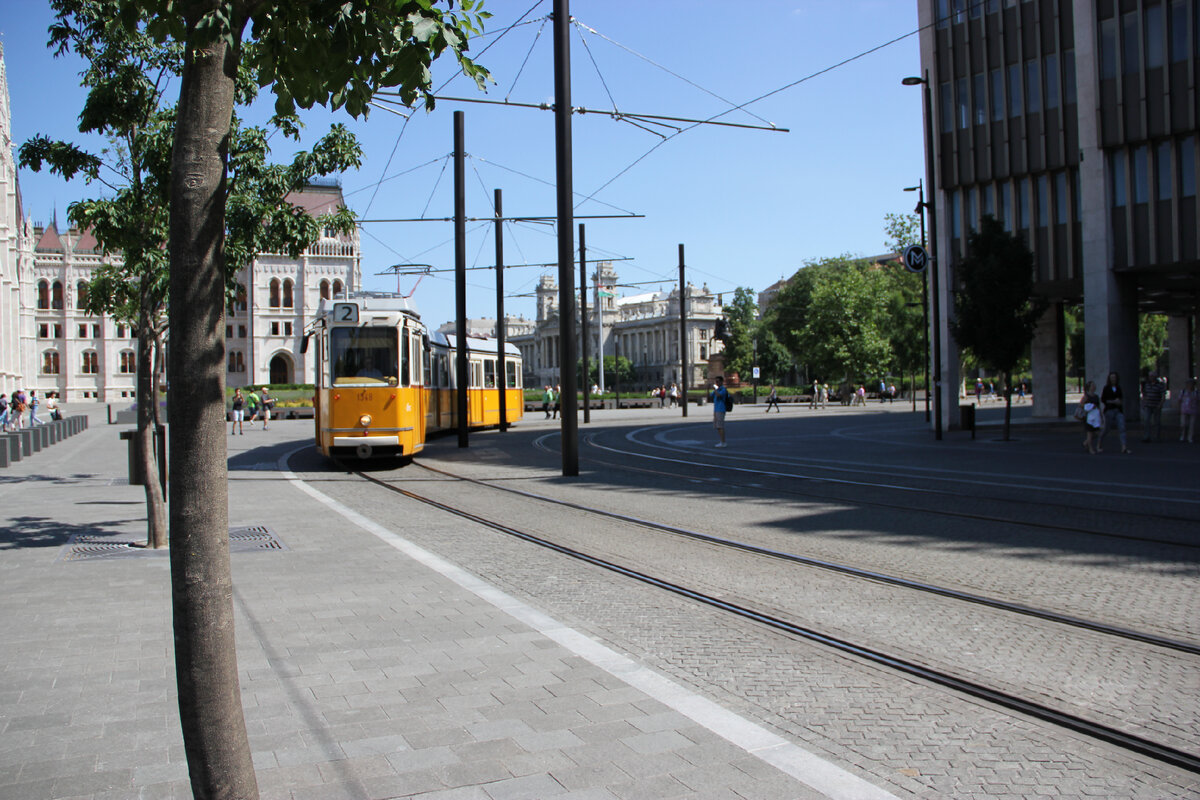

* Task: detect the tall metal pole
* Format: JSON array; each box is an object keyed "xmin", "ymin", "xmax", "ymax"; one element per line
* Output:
[
  {"xmin": 596, "ymin": 273, "xmax": 605, "ymax": 393},
  {"xmin": 614, "ymin": 335, "xmax": 621, "ymax": 407},
  {"xmin": 921, "ymin": 71, "xmax": 944, "ymax": 440},
  {"xmin": 919, "ymin": 181, "xmax": 931, "ymax": 423},
  {"xmin": 579, "ymin": 223, "xmax": 590, "ymax": 424},
  {"xmin": 553, "ymin": 0, "xmax": 579, "ymax": 474},
  {"xmin": 678, "ymin": 243, "xmax": 688, "ymax": 418},
  {"xmin": 454, "ymin": 111, "xmax": 469, "ymax": 448},
  {"xmin": 495, "ymin": 188, "xmax": 507, "ymax": 433}
]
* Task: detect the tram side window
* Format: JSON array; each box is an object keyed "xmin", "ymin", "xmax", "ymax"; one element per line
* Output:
[
  {"xmin": 422, "ymin": 341, "xmax": 431, "ymax": 386},
  {"xmin": 401, "ymin": 327, "xmax": 411, "ymax": 387},
  {"xmin": 439, "ymin": 354, "xmax": 450, "ymax": 387},
  {"xmin": 330, "ymin": 327, "xmax": 398, "ymax": 385},
  {"xmin": 469, "ymin": 360, "xmax": 483, "ymax": 388},
  {"xmin": 506, "ymin": 359, "xmax": 519, "ymax": 388},
  {"xmin": 483, "ymin": 358, "xmax": 496, "ymax": 389}
]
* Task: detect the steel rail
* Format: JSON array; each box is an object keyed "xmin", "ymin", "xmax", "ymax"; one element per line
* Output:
[{"xmin": 343, "ymin": 462, "xmax": 1200, "ymax": 777}]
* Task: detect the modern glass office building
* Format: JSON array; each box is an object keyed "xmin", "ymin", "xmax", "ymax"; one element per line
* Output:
[{"xmin": 918, "ymin": 0, "xmax": 1197, "ymax": 421}]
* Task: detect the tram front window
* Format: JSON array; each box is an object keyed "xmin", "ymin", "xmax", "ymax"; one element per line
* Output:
[{"xmin": 331, "ymin": 327, "xmax": 399, "ymax": 385}]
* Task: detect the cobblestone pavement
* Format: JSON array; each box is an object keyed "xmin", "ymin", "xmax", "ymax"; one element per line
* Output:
[{"xmin": 2, "ymin": 403, "xmax": 1198, "ymax": 799}]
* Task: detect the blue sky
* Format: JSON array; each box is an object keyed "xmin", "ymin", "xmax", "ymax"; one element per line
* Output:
[{"xmin": 2, "ymin": 1, "xmax": 925, "ymax": 329}]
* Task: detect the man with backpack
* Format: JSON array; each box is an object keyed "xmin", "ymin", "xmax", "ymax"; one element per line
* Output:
[{"xmin": 709, "ymin": 376, "xmax": 732, "ymax": 448}]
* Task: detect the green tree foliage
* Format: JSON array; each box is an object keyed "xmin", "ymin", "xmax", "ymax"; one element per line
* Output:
[
  {"xmin": 1139, "ymin": 313, "xmax": 1168, "ymax": 374},
  {"xmin": 577, "ymin": 356, "xmax": 635, "ymax": 388},
  {"xmin": 882, "ymin": 211, "xmax": 921, "ymax": 255},
  {"xmin": 46, "ymin": 3, "xmax": 490, "ymax": 798},
  {"xmin": 950, "ymin": 215, "xmax": 1047, "ymax": 439},
  {"xmin": 720, "ymin": 287, "xmax": 758, "ymax": 378},
  {"xmin": 766, "ymin": 256, "xmax": 893, "ymax": 385}
]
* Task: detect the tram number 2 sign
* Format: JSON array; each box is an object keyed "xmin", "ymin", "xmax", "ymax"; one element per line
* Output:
[{"xmin": 903, "ymin": 245, "xmax": 929, "ymax": 274}]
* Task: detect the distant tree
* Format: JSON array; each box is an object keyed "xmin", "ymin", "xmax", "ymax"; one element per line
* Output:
[
  {"xmin": 1139, "ymin": 313, "xmax": 1168, "ymax": 374},
  {"xmin": 1065, "ymin": 304, "xmax": 1085, "ymax": 388},
  {"xmin": 883, "ymin": 211, "xmax": 921, "ymax": 255},
  {"xmin": 718, "ymin": 287, "xmax": 758, "ymax": 378},
  {"xmin": 579, "ymin": 356, "xmax": 635, "ymax": 388},
  {"xmin": 798, "ymin": 259, "xmax": 893, "ymax": 385},
  {"xmin": 950, "ymin": 215, "xmax": 1046, "ymax": 440}
]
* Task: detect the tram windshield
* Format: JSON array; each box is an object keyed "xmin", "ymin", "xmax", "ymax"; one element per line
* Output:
[{"xmin": 331, "ymin": 327, "xmax": 399, "ymax": 386}]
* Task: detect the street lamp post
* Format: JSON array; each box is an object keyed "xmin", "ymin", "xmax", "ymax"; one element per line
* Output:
[
  {"xmin": 903, "ymin": 73, "xmax": 943, "ymax": 441},
  {"xmin": 903, "ymin": 180, "xmax": 931, "ymax": 423}
]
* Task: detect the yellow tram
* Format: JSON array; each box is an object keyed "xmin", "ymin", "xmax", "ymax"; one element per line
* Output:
[{"xmin": 306, "ymin": 293, "xmax": 523, "ymax": 460}]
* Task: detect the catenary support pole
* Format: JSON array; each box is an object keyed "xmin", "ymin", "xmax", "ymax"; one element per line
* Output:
[
  {"xmin": 579, "ymin": 223, "xmax": 590, "ymax": 424},
  {"xmin": 922, "ymin": 72, "xmax": 943, "ymax": 440},
  {"xmin": 495, "ymin": 188, "xmax": 507, "ymax": 433},
  {"xmin": 679, "ymin": 243, "xmax": 688, "ymax": 418},
  {"xmin": 454, "ymin": 111, "xmax": 469, "ymax": 448},
  {"xmin": 554, "ymin": 0, "xmax": 579, "ymax": 475}
]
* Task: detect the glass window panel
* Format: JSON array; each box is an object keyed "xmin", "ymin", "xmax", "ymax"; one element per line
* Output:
[
  {"xmin": 951, "ymin": 191, "xmax": 962, "ymax": 238},
  {"xmin": 1170, "ymin": 0, "xmax": 1187, "ymax": 62},
  {"xmin": 973, "ymin": 73, "xmax": 986, "ymax": 125},
  {"xmin": 1055, "ymin": 172, "xmax": 1068, "ymax": 223},
  {"xmin": 940, "ymin": 82, "xmax": 954, "ymax": 133},
  {"xmin": 1000, "ymin": 182, "xmax": 1012, "ymax": 229},
  {"xmin": 1019, "ymin": 177, "xmax": 1030, "ymax": 228},
  {"xmin": 1157, "ymin": 141, "xmax": 1172, "ymax": 200},
  {"xmin": 1025, "ymin": 61, "xmax": 1041, "ymax": 112},
  {"xmin": 1100, "ymin": 19, "xmax": 1118, "ymax": 79},
  {"xmin": 1044, "ymin": 53, "xmax": 1059, "ymax": 109},
  {"xmin": 957, "ymin": 77, "xmax": 969, "ymax": 129},
  {"xmin": 1008, "ymin": 64, "xmax": 1023, "ymax": 116},
  {"xmin": 983, "ymin": 184, "xmax": 996, "ymax": 217},
  {"xmin": 1180, "ymin": 136, "xmax": 1196, "ymax": 198},
  {"xmin": 1112, "ymin": 149, "xmax": 1127, "ymax": 207},
  {"xmin": 1074, "ymin": 170, "xmax": 1082, "ymax": 219},
  {"xmin": 990, "ymin": 69, "xmax": 1005, "ymax": 121},
  {"xmin": 1122, "ymin": 12, "xmax": 1140, "ymax": 75},
  {"xmin": 330, "ymin": 327, "xmax": 398, "ymax": 385},
  {"xmin": 1145, "ymin": 4, "xmax": 1164, "ymax": 68},
  {"xmin": 1037, "ymin": 175, "xmax": 1050, "ymax": 226},
  {"xmin": 967, "ymin": 187, "xmax": 978, "ymax": 232},
  {"xmin": 937, "ymin": 0, "xmax": 950, "ymax": 28},
  {"xmin": 1133, "ymin": 145, "xmax": 1149, "ymax": 203}
]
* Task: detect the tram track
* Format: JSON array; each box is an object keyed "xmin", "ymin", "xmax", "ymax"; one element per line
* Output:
[
  {"xmin": 336, "ymin": 459, "xmax": 1200, "ymax": 778},
  {"xmin": 578, "ymin": 431, "xmax": 1200, "ymax": 549}
]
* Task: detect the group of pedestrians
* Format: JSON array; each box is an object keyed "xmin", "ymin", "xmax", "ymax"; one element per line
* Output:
[
  {"xmin": 541, "ymin": 385, "xmax": 561, "ymax": 419},
  {"xmin": 229, "ymin": 387, "xmax": 274, "ymax": 435},
  {"xmin": 1077, "ymin": 371, "xmax": 1198, "ymax": 453},
  {"xmin": 0, "ymin": 389, "xmax": 61, "ymax": 431}
]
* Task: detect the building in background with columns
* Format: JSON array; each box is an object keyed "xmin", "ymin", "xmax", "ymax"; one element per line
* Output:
[
  {"xmin": 917, "ymin": 0, "xmax": 1198, "ymax": 424},
  {"xmin": 0, "ymin": 43, "xmax": 32, "ymax": 396}
]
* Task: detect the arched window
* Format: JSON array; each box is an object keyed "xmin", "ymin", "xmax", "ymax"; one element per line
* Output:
[
  {"xmin": 332, "ymin": 279, "xmax": 344, "ymax": 298},
  {"xmin": 227, "ymin": 351, "xmax": 245, "ymax": 373},
  {"xmin": 51, "ymin": 281, "xmax": 64, "ymax": 310},
  {"xmin": 81, "ymin": 350, "xmax": 99, "ymax": 374},
  {"xmin": 41, "ymin": 350, "xmax": 60, "ymax": 375},
  {"xmin": 37, "ymin": 280, "xmax": 50, "ymax": 310},
  {"xmin": 319, "ymin": 280, "xmax": 331, "ymax": 300},
  {"xmin": 77, "ymin": 281, "xmax": 89, "ymax": 311},
  {"xmin": 269, "ymin": 278, "xmax": 281, "ymax": 308},
  {"xmin": 282, "ymin": 278, "xmax": 294, "ymax": 309},
  {"xmin": 119, "ymin": 350, "xmax": 136, "ymax": 374},
  {"xmin": 235, "ymin": 284, "xmax": 247, "ymax": 312}
]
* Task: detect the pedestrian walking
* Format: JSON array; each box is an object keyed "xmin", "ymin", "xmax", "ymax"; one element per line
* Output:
[
  {"xmin": 553, "ymin": 384, "xmax": 561, "ymax": 418},
  {"xmin": 810, "ymin": 380, "xmax": 820, "ymax": 409},
  {"xmin": 708, "ymin": 376, "xmax": 731, "ymax": 447},
  {"xmin": 765, "ymin": 384, "xmax": 780, "ymax": 413},
  {"xmin": 46, "ymin": 391, "xmax": 61, "ymax": 421},
  {"xmin": 1176, "ymin": 378, "xmax": 1197, "ymax": 444},
  {"xmin": 1140, "ymin": 371, "xmax": 1166, "ymax": 442},
  {"xmin": 10, "ymin": 389, "xmax": 25, "ymax": 430},
  {"xmin": 246, "ymin": 388, "xmax": 260, "ymax": 427},
  {"xmin": 541, "ymin": 385, "xmax": 553, "ymax": 418},
  {"xmin": 818, "ymin": 382, "xmax": 828, "ymax": 409},
  {"xmin": 1079, "ymin": 380, "xmax": 1102, "ymax": 454},
  {"xmin": 1097, "ymin": 371, "xmax": 1132, "ymax": 454},
  {"xmin": 259, "ymin": 387, "xmax": 273, "ymax": 430},
  {"xmin": 854, "ymin": 385, "xmax": 867, "ymax": 406},
  {"xmin": 0, "ymin": 393, "xmax": 8, "ymax": 431},
  {"xmin": 28, "ymin": 390, "xmax": 43, "ymax": 426},
  {"xmin": 230, "ymin": 389, "xmax": 245, "ymax": 435}
]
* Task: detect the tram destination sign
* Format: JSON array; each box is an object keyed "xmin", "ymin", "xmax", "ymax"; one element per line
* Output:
[{"xmin": 903, "ymin": 245, "xmax": 928, "ymax": 274}]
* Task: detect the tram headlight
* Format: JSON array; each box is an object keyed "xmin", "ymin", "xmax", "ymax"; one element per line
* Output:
[{"xmin": 359, "ymin": 414, "xmax": 372, "ymax": 427}]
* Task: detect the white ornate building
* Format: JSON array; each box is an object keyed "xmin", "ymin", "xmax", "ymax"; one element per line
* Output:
[
  {"xmin": 0, "ymin": 45, "xmax": 360, "ymax": 401},
  {"xmin": 508, "ymin": 262, "xmax": 725, "ymax": 390}
]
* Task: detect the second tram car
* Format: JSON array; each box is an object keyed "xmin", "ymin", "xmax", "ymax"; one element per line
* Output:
[{"xmin": 306, "ymin": 293, "xmax": 523, "ymax": 460}]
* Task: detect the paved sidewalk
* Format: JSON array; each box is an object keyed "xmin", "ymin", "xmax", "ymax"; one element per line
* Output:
[{"xmin": 0, "ymin": 418, "xmax": 891, "ymax": 799}]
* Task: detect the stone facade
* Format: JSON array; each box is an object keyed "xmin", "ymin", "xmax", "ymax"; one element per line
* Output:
[{"xmin": 507, "ymin": 262, "xmax": 725, "ymax": 391}]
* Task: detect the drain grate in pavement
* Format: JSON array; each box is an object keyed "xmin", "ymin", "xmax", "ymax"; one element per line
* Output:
[
  {"xmin": 108, "ymin": 478, "xmax": 129, "ymax": 486},
  {"xmin": 59, "ymin": 525, "xmax": 286, "ymax": 562},
  {"xmin": 229, "ymin": 525, "xmax": 288, "ymax": 552}
]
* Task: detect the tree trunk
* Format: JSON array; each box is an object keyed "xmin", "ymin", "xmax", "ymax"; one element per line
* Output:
[
  {"xmin": 166, "ymin": 22, "xmax": 259, "ymax": 800},
  {"xmin": 137, "ymin": 294, "xmax": 167, "ymax": 549}
]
